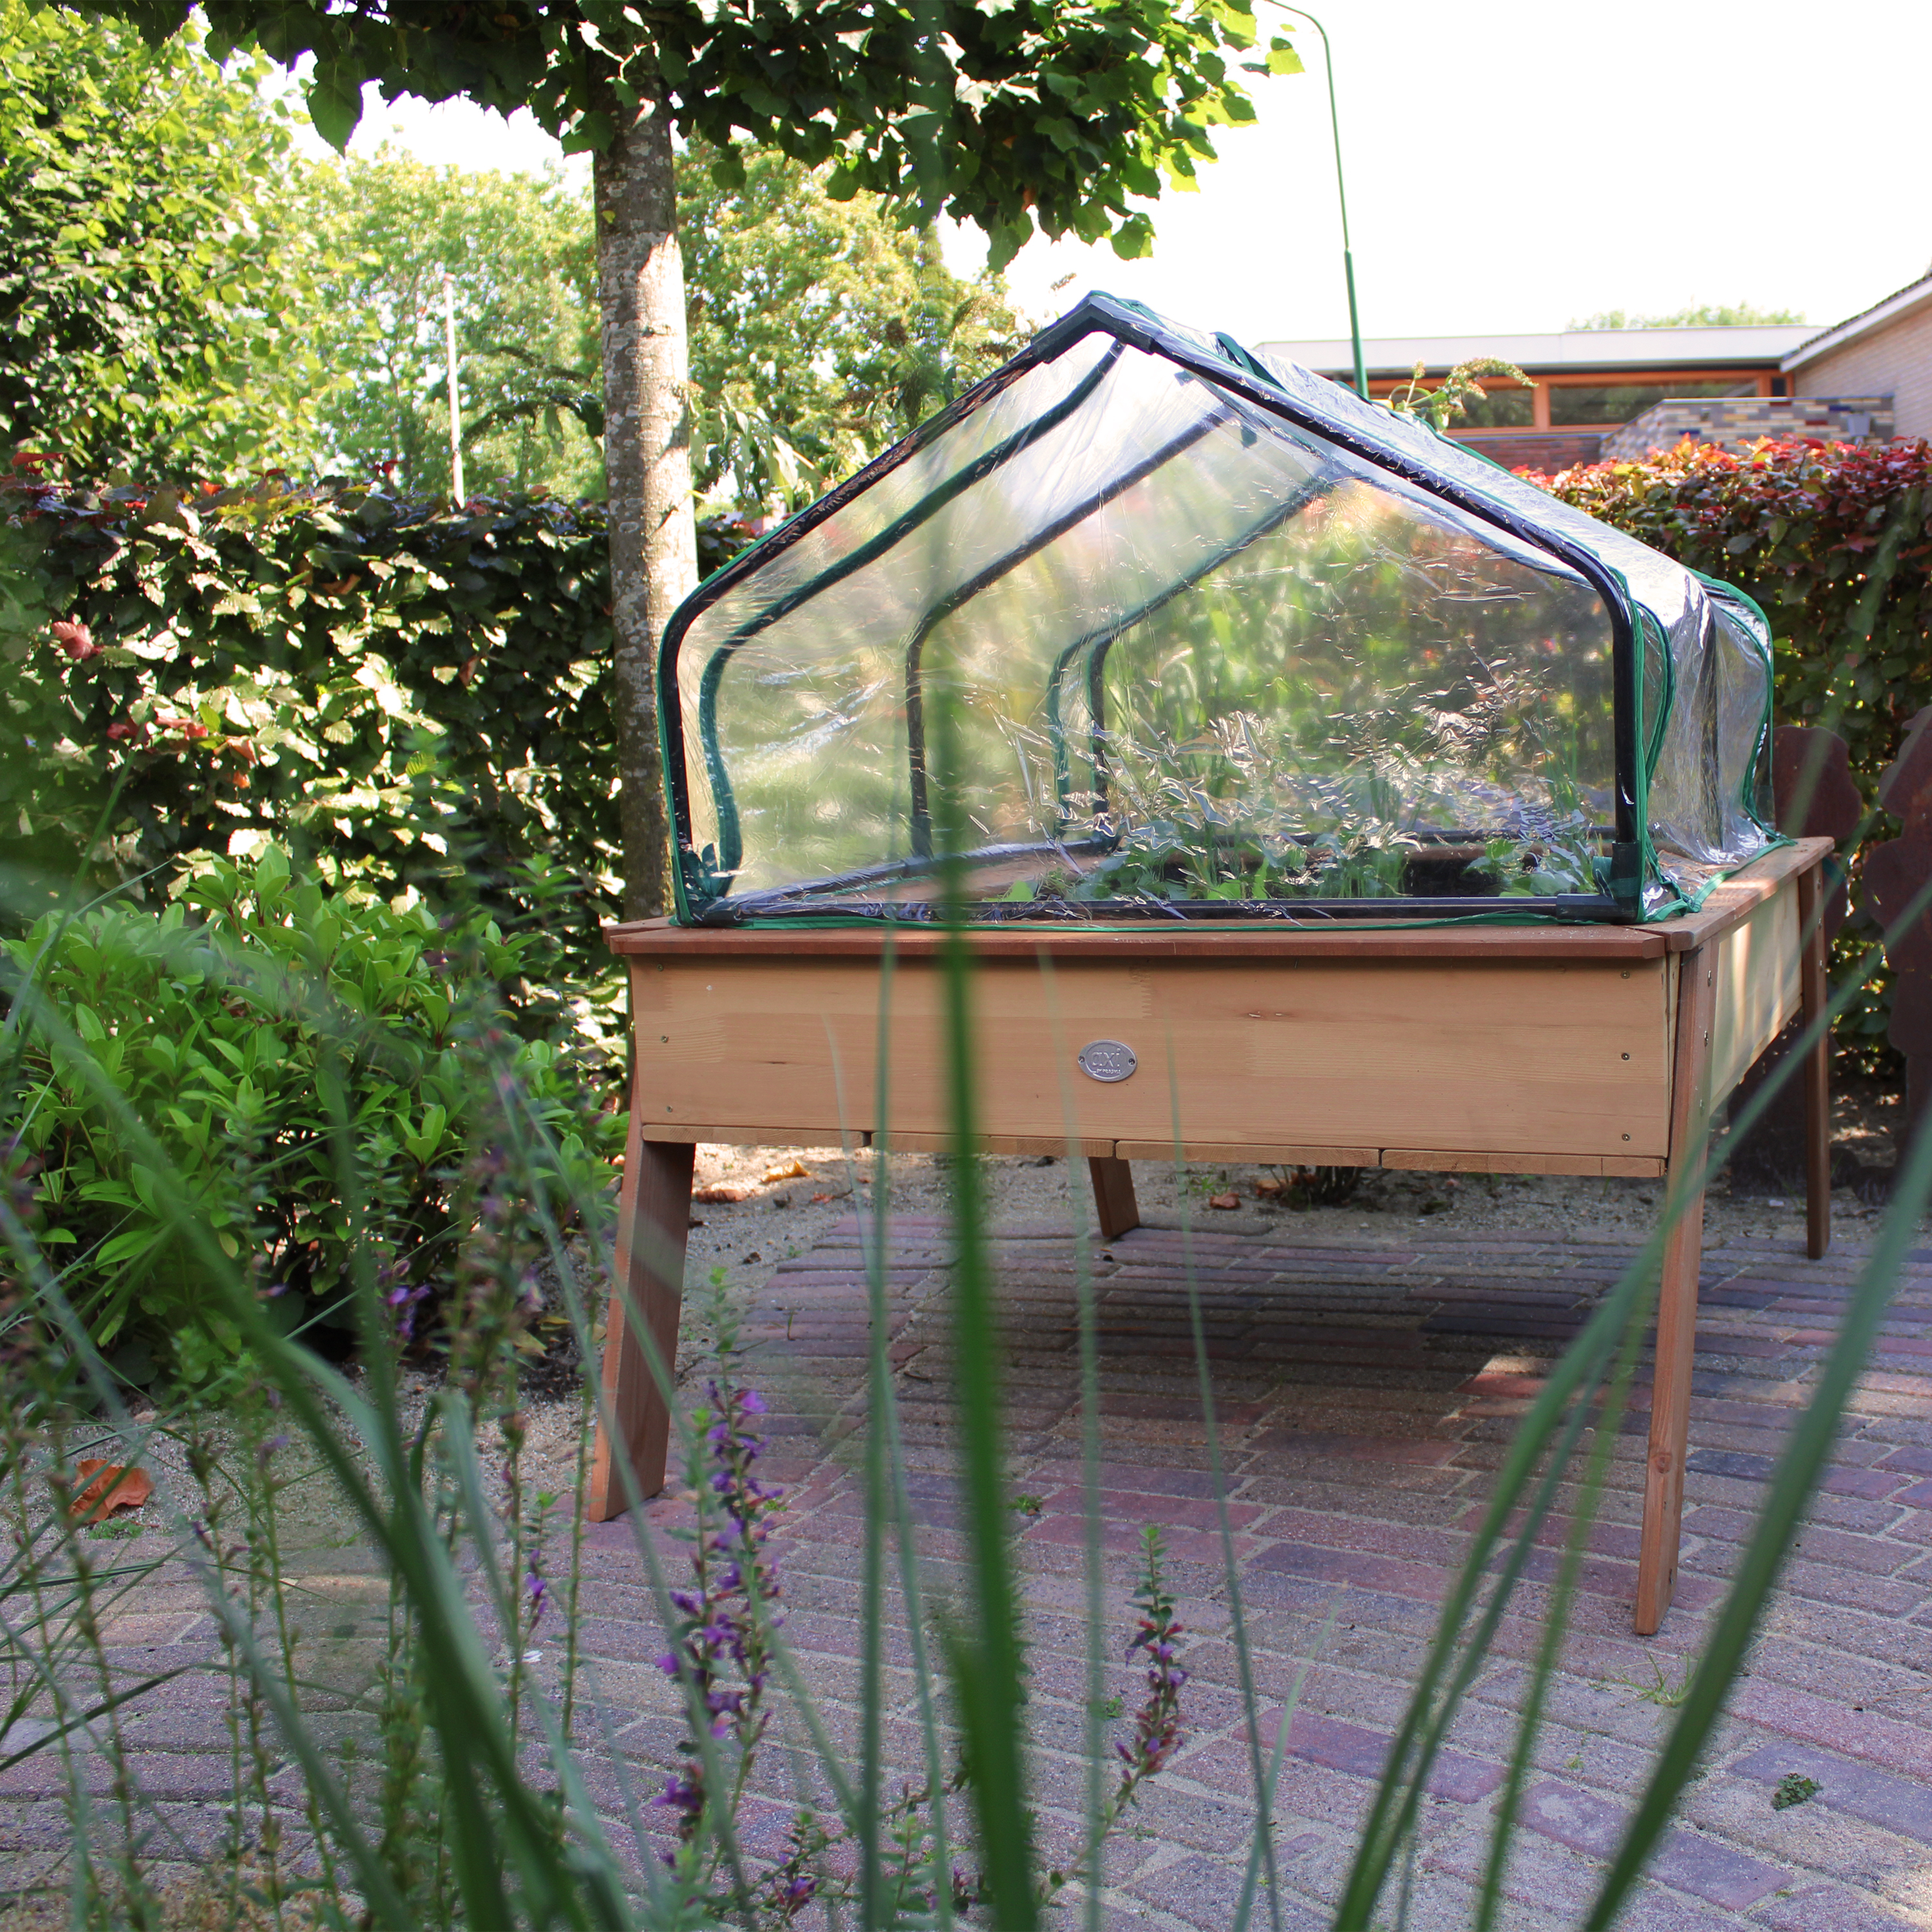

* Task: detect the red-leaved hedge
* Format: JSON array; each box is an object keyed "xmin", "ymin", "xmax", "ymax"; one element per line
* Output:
[
  {"xmin": 1528, "ymin": 436, "xmax": 1932, "ymax": 802},
  {"xmin": 1530, "ymin": 435, "xmax": 1932, "ymax": 1065}
]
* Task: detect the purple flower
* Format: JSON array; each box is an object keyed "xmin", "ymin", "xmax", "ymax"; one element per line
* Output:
[{"xmin": 654, "ymin": 1774, "xmax": 701, "ymax": 1814}]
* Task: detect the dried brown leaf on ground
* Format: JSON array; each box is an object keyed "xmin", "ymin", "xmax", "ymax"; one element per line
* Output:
[{"xmin": 66, "ymin": 1460, "xmax": 153, "ymax": 1522}]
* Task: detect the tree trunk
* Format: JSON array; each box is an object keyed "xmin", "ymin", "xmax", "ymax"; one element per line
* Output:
[{"xmin": 594, "ymin": 79, "xmax": 696, "ymax": 921}]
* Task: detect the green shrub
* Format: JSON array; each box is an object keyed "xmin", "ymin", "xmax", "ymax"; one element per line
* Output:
[
  {"xmin": 3, "ymin": 464, "xmax": 755, "ymax": 967},
  {"xmin": 1, "ymin": 845, "xmax": 625, "ymax": 1388}
]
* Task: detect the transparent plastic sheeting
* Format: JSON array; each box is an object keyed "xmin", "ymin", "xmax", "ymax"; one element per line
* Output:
[{"xmin": 665, "ymin": 298, "xmax": 1776, "ymax": 924}]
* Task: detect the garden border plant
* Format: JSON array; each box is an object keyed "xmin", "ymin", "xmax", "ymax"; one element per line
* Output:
[{"xmin": 2, "ymin": 843, "xmax": 625, "ymax": 1388}]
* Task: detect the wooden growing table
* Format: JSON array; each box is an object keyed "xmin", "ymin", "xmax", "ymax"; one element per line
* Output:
[{"xmin": 589, "ymin": 837, "xmax": 1833, "ymax": 1634}]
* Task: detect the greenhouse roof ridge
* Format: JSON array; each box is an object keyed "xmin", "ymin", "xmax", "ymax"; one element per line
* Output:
[{"xmin": 679, "ymin": 290, "xmax": 1654, "ymax": 663}]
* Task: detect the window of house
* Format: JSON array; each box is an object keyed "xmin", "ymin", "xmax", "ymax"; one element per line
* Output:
[
  {"xmin": 1454, "ymin": 386, "xmax": 1535, "ymax": 428},
  {"xmin": 1549, "ymin": 380, "xmax": 1755, "ymax": 426}
]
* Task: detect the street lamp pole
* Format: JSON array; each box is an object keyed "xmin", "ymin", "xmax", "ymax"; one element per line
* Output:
[
  {"xmin": 1267, "ymin": 5, "xmax": 1367, "ymax": 399},
  {"xmin": 442, "ymin": 272, "xmax": 466, "ymax": 505}
]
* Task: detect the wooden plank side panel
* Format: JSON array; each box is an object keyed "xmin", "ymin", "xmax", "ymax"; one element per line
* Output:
[
  {"xmin": 1381, "ymin": 1149, "xmax": 1667, "ymax": 1178},
  {"xmin": 1113, "ymin": 1141, "xmax": 1379, "ymax": 1166},
  {"xmin": 1705, "ymin": 875, "xmax": 1801, "ymax": 1110},
  {"xmin": 636, "ymin": 1123, "xmax": 864, "ymax": 1149},
  {"xmin": 641, "ymin": 1129, "xmax": 1658, "ymax": 1176},
  {"xmin": 633, "ymin": 954, "xmax": 1678, "ymax": 1159},
  {"xmin": 874, "ymin": 1130, "xmax": 1117, "ymax": 1157}
]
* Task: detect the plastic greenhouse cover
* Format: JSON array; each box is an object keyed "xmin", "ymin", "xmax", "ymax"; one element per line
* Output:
[{"xmin": 660, "ymin": 294, "xmax": 1776, "ymax": 927}]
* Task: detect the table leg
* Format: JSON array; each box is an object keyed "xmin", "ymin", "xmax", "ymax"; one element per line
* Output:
[
  {"xmin": 1088, "ymin": 1156, "xmax": 1141, "ymax": 1240},
  {"xmin": 1636, "ymin": 946, "xmax": 1718, "ymax": 1636},
  {"xmin": 1796, "ymin": 860, "xmax": 1833, "ymax": 1262},
  {"xmin": 586, "ymin": 1132, "xmax": 697, "ymax": 1522}
]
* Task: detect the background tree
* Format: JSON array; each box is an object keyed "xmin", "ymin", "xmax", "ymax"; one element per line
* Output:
[
  {"xmin": 1569, "ymin": 302, "xmax": 1807, "ymax": 329},
  {"xmin": 0, "ymin": 0, "xmax": 323, "ymax": 477},
  {"xmin": 679, "ymin": 142, "xmax": 1027, "ymax": 510},
  {"xmin": 284, "ymin": 141, "xmax": 1027, "ymax": 512},
  {"xmin": 70, "ymin": 0, "xmax": 1301, "ymax": 935},
  {"xmin": 293, "ymin": 152, "xmax": 605, "ymax": 499}
]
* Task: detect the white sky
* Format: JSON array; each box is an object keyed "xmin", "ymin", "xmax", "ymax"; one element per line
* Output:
[{"xmin": 310, "ymin": 0, "xmax": 1932, "ymax": 346}]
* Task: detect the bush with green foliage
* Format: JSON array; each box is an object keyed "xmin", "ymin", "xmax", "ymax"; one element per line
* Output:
[
  {"xmin": 1, "ymin": 846, "xmax": 624, "ymax": 1388},
  {"xmin": 1531, "ymin": 435, "xmax": 1931, "ymax": 800},
  {"xmin": 1567, "ymin": 303, "xmax": 1806, "ymax": 330},
  {"xmin": 0, "ymin": 0, "xmax": 325, "ymax": 478}
]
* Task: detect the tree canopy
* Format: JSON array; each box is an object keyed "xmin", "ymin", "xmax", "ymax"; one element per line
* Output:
[
  {"xmin": 680, "ymin": 142, "xmax": 1027, "ymax": 509},
  {"xmin": 0, "ymin": 0, "xmax": 323, "ymax": 477},
  {"xmin": 279, "ymin": 142, "xmax": 1028, "ymax": 511},
  {"xmin": 88, "ymin": 0, "xmax": 1297, "ymax": 268}
]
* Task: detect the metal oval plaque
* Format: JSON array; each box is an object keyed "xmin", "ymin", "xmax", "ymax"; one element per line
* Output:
[{"xmin": 1077, "ymin": 1039, "xmax": 1138, "ymax": 1083}]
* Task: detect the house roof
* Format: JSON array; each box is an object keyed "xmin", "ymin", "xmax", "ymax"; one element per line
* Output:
[
  {"xmin": 1783, "ymin": 272, "xmax": 1932, "ymax": 370},
  {"xmin": 1255, "ymin": 324, "xmax": 1814, "ymax": 381}
]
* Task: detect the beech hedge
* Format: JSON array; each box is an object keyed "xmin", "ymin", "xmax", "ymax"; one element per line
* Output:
[{"xmin": 1, "ymin": 470, "xmax": 623, "ymax": 976}]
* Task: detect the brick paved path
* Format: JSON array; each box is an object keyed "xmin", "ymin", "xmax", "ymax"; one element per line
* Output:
[
  {"xmin": 580, "ymin": 1212, "xmax": 1932, "ymax": 1930},
  {"xmin": 8, "ymin": 1213, "xmax": 1932, "ymax": 1928}
]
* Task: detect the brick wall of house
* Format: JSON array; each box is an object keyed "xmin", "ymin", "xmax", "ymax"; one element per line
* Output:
[
  {"xmin": 1602, "ymin": 395, "xmax": 1894, "ymax": 462},
  {"xmin": 1788, "ymin": 295, "xmax": 1932, "ymax": 441},
  {"xmin": 1456, "ymin": 430, "xmax": 1605, "ymax": 472}
]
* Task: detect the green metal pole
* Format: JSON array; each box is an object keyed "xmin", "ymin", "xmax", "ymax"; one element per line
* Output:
[{"xmin": 1269, "ymin": 5, "xmax": 1366, "ymax": 398}]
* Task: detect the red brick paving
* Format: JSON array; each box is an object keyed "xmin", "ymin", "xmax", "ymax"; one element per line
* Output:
[
  {"xmin": 600, "ymin": 1211, "xmax": 1932, "ymax": 1929},
  {"xmin": 8, "ymin": 1211, "xmax": 1932, "ymax": 1927}
]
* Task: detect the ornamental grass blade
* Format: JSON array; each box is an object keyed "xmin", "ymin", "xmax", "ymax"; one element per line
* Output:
[
  {"xmin": 1162, "ymin": 1036, "xmax": 1282, "ymax": 1932},
  {"xmin": 933, "ymin": 687, "xmax": 1038, "ymax": 1932},
  {"xmin": 1035, "ymin": 953, "xmax": 1112, "ymax": 1932}
]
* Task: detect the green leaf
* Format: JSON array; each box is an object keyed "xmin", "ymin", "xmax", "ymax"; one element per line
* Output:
[
  {"xmin": 560, "ymin": 109, "xmax": 616, "ymax": 154},
  {"xmin": 306, "ymin": 59, "xmax": 365, "ymax": 155}
]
